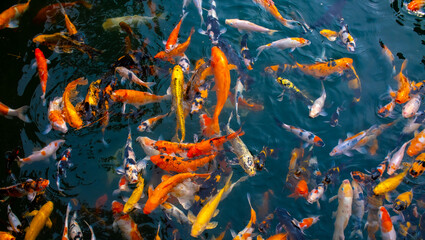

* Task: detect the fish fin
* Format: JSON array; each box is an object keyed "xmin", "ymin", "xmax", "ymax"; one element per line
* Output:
[
  {"xmin": 198, "ymin": 28, "xmax": 207, "ymax": 35},
  {"xmin": 148, "ymin": 185, "xmax": 154, "ymax": 198},
  {"xmin": 317, "ymin": 201, "xmax": 321, "ymax": 209},
  {"xmin": 46, "ymin": 59, "xmax": 51, "ymax": 64},
  {"xmin": 162, "ymin": 40, "xmax": 167, "ymax": 45},
  {"xmin": 385, "ymin": 193, "xmax": 392, "ymax": 202},
  {"xmin": 161, "ymin": 175, "xmax": 172, "ymax": 182},
  {"xmin": 206, "ymin": 221, "xmax": 218, "ymax": 229},
  {"xmin": 319, "ymin": 111, "xmax": 328, "ymax": 116},
  {"xmin": 42, "ymin": 125, "xmax": 52, "ymax": 135},
  {"xmin": 134, "ymin": 203, "xmax": 142, "ymax": 210},
  {"xmin": 268, "ymin": 30, "xmax": 279, "ymax": 35},
  {"xmin": 213, "ymin": 209, "xmax": 219, "ymax": 217},
  {"xmin": 230, "ymin": 229, "xmax": 237, "ymax": 238},
  {"xmin": 46, "ymin": 218, "xmax": 53, "ymax": 228},
  {"xmin": 122, "ymin": 103, "xmax": 126, "ymax": 114},
  {"xmin": 338, "ymin": 139, "xmax": 342, "ymax": 144},
  {"xmin": 31, "ymin": 61, "xmax": 38, "ymax": 69},
  {"xmin": 343, "ymin": 151, "xmax": 353, "ymax": 157},
  {"xmin": 27, "ymin": 192, "xmax": 36, "ymax": 202},
  {"xmin": 121, "ymin": 77, "xmax": 126, "ymax": 84},
  {"xmin": 220, "ymin": 27, "xmax": 227, "ymax": 34},
  {"xmin": 255, "ymin": 44, "xmax": 269, "ymax": 59},
  {"xmin": 328, "ymin": 195, "xmax": 337, "ymax": 203},
  {"xmin": 227, "ymin": 158, "xmax": 240, "ymax": 166},
  {"xmin": 290, "ymin": 47, "xmax": 295, "ymax": 52},
  {"xmin": 15, "ymin": 105, "xmax": 30, "ymax": 123},
  {"xmin": 7, "ymin": 19, "xmax": 19, "ymax": 28},
  {"xmin": 228, "ymin": 64, "xmax": 238, "ymax": 70},
  {"xmin": 116, "ymin": 166, "xmax": 125, "ymax": 174},
  {"xmin": 346, "ymin": 132, "xmax": 353, "ymax": 138},
  {"xmin": 136, "ymin": 159, "xmax": 148, "ymax": 171},
  {"xmin": 277, "ymin": 91, "xmax": 285, "ymax": 102},
  {"xmin": 187, "ymin": 211, "xmax": 196, "ymax": 223},
  {"xmin": 354, "ymin": 147, "xmax": 368, "ymax": 154},
  {"xmin": 122, "ymin": 196, "xmax": 129, "ymax": 203}
]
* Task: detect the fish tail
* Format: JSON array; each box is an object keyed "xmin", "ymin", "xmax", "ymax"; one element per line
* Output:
[
  {"xmin": 199, "ymin": 114, "xmax": 219, "ymax": 136},
  {"xmin": 14, "ymin": 105, "xmax": 30, "ymax": 123},
  {"xmin": 145, "ymin": 81, "xmax": 156, "ymax": 93},
  {"xmin": 267, "ymin": 29, "xmax": 279, "ymax": 35},
  {"xmin": 77, "ymin": 0, "xmax": 93, "ymax": 9},
  {"xmin": 255, "ymin": 44, "xmax": 270, "ymax": 60},
  {"xmin": 195, "ymin": 173, "xmax": 211, "ymax": 178},
  {"xmin": 273, "ymin": 117, "xmax": 286, "ymax": 129},
  {"xmin": 81, "ymin": 44, "xmax": 103, "ymax": 59}
]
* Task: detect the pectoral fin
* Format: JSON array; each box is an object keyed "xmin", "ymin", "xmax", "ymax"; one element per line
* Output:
[
  {"xmin": 206, "ymin": 221, "xmax": 218, "ymax": 229},
  {"xmin": 213, "ymin": 209, "xmax": 219, "ymax": 217},
  {"xmin": 187, "ymin": 210, "xmax": 196, "ymax": 223},
  {"xmin": 46, "ymin": 218, "xmax": 53, "ymax": 228}
]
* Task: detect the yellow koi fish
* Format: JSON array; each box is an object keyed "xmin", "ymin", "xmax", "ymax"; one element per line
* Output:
[
  {"xmin": 24, "ymin": 201, "xmax": 54, "ymax": 240},
  {"xmin": 171, "ymin": 65, "xmax": 186, "ymax": 142}
]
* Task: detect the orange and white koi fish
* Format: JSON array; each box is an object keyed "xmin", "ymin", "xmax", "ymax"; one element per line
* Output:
[
  {"xmin": 402, "ymin": 94, "xmax": 421, "ymax": 118},
  {"xmin": 136, "ymin": 136, "xmax": 194, "ymax": 157},
  {"xmin": 149, "ymin": 153, "xmax": 217, "ymax": 173},
  {"xmin": 394, "ymin": 60, "xmax": 411, "ymax": 104},
  {"xmin": 59, "ymin": 4, "xmax": 81, "ymax": 42},
  {"xmin": 111, "ymin": 201, "xmax": 143, "ymax": 240},
  {"xmin": 24, "ymin": 201, "xmax": 54, "ymax": 240},
  {"xmin": 63, "ymin": 77, "xmax": 88, "ymax": 129},
  {"xmin": 115, "ymin": 67, "xmax": 156, "ymax": 92},
  {"xmin": 143, "ymin": 173, "xmax": 210, "ymax": 214},
  {"xmin": 387, "ymin": 140, "xmax": 411, "ymax": 175},
  {"xmin": 379, "ymin": 40, "xmax": 395, "ymax": 74},
  {"xmin": 331, "ymin": 179, "xmax": 353, "ymax": 240},
  {"xmin": 137, "ymin": 112, "xmax": 169, "ymax": 132},
  {"xmin": 252, "ymin": 0, "xmax": 299, "ymax": 29},
  {"xmin": 0, "ymin": 178, "xmax": 49, "ymax": 201},
  {"xmin": 231, "ymin": 193, "xmax": 256, "ymax": 240},
  {"xmin": 165, "ymin": 13, "xmax": 188, "ymax": 52},
  {"xmin": 256, "ymin": 38, "xmax": 310, "ymax": 59},
  {"xmin": 407, "ymin": 128, "xmax": 425, "ymax": 156},
  {"xmin": 288, "ymin": 179, "xmax": 308, "ymax": 199},
  {"xmin": 34, "ymin": 48, "xmax": 49, "ymax": 106},
  {"xmin": 155, "ymin": 27, "xmax": 195, "ymax": 64},
  {"xmin": 378, "ymin": 206, "xmax": 396, "ymax": 240},
  {"xmin": 19, "ymin": 140, "xmax": 65, "ymax": 164},
  {"xmin": 62, "ymin": 202, "xmax": 71, "ymax": 240},
  {"xmin": 186, "ymin": 128, "xmax": 244, "ymax": 158},
  {"xmin": 0, "ymin": 0, "xmax": 31, "ymax": 30},
  {"xmin": 309, "ymin": 81, "xmax": 327, "ymax": 118},
  {"xmin": 320, "ymin": 29, "xmax": 338, "ymax": 41},
  {"xmin": 46, "ymin": 97, "xmax": 67, "ymax": 134},
  {"xmin": 307, "ymin": 183, "xmax": 325, "ymax": 208},
  {"xmin": 407, "ymin": 0, "xmax": 425, "ymax": 12},
  {"xmin": 0, "ymin": 102, "xmax": 30, "ymax": 123},
  {"xmin": 110, "ymin": 89, "xmax": 170, "ymax": 112},
  {"xmin": 293, "ymin": 216, "xmax": 320, "ymax": 232},
  {"xmin": 378, "ymin": 97, "xmax": 395, "ymax": 118}
]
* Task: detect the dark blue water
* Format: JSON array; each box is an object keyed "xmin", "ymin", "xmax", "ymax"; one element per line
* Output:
[{"xmin": 1, "ymin": 0, "xmax": 425, "ymax": 239}]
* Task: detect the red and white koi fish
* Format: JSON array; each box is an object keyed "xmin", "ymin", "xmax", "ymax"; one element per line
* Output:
[
  {"xmin": 387, "ymin": 140, "xmax": 411, "ymax": 175},
  {"xmin": 0, "ymin": 102, "xmax": 30, "ymax": 123},
  {"xmin": 256, "ymin": 38, "xmax": 310, "ymax": 59},
  {"xmin": 112, "ymin": 201, "xmax": 143, "ymax": 240},
  {"xmin": 0, "ymin": 0, "xmax": 31, "ymax": 29},
  {"xmin": 45, "ymin": 97, "xmax": 67, "ymax": 134},
  {"xmin": 293, "ymin": 216, "xmax": 320, "ymax": 232},
  {"xmin": 379, "ymin": 206, "xmax": 396, "ymax": 240},
  {"xmin": 274, "ymin": 117, "xmax": 325, "ymax": 147},
  {"xmin": 34, "ymin": 48, "xmax": 49, "ymax": 106},
  {"xmin": 7, "ymin": 205, "xmax": 22, "ymax": 233},
  {"xmin": 19, "ymin": 140, "xmax": 65, "ymax": 164},
  {"xmin": 307, "ymin": 183, "xmax": 325, "ymax": 208},
  {"xmin": 115, "ymin": 67, "xmax": 156, "ymax": 92}
]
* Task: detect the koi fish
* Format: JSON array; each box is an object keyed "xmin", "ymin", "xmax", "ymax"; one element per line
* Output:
[
  {"xmin": 410, "ymin": 152, "xmax": 425, "ymax": 177},
  {"xmin": 45, "ymin": 97, "xmax": 67, "ymax": 134},
  {"xmin": 331, "ymin": 179, "xmax": 352, "ymax": 240},
  {"xmin": 320, "ymin": 29, "xmax": 338, "ymax": 41},
  {"xmin": 102, "ymin": 15, "xmax": 158, "ymax": 31},
  {"xmin": 137, "ymin": 112, "xmax": 169, "ymax": 132},
  {"xmin": 188, "ymin": 172, "xmax": 233, "ymax": 237},
  {"xmin": 275, "ymin": 77, "xmax": 313, "ymax": 105},
  {"xmin": 329, "ymin": 126, "xmax": 375, "ymax": 157},
  {"xmin": 171, "ymin": 65, "xmax": 186, "ymax": 142},
  {"xmin": 407, "ymin": 128, "xmax": 425, "ymax": 157},
  {"xmin": 379, "ymin": 40, "xmax": 395, "ymax": 74},
  {"xmin": 339, "ymin": 25, "xmax": 355, "ymax": 52},
  {"xmin": 63, "ymin": 78, "xmax": 88, "ymax": 129},
  {"xmin": 111, "ymin": 201, "xmax": 143, "ymax": 240},
  {"xmin": 387, "ymin": 140, "xmax": 411, "ymax": 175},
  {"xmin": 240, "ymin": 34, "xmax": 254, "ymax": 70},
  {"xmin": 19, "ymin": 140, "xmax": 65, "ymax": 164},
  {"xmin": 198, "ymin": 0, "xmax": 226, "ymax": 45},
  {"xmin": 256, "ymin": 38, "xmax": 310, "ymax": 59},
  {"xmin": 115, "ymin": 67, "xmax": 156, "ymax": 92},
  {"xmin": 308, "ymin": 81, "xmax": 327, "ymax": 118},
  {"xmin": 34, "ymin": 48, "xmax": 49, "ymax": 105},
  {"xmin": 165, "ymin": 13, "xmax": 188, "ymax": 52},
  {"xmin": 0, "ymin": 232, "xmax": 15, "ymax": 240},
  {"xmin": 378, "ymin": 206, "xmax": 396, "ymax": 240},
  {"xmin": 33, "ymin": 1, "xmax": 92, "ymax": 24},
  {"xmin": 231, "ymin": 193, "xmax": 256, "ymax": 240},
  {"xmin": 149, "ymin": 153, "xmax": 217, "ymax": 173},
  {"xmin": 110, "ymin": 89, "xmax": 170, "ymax": 112},
  {"xmin": 161, "ymin": 202, "xmax": 191, "ymax": 225},
  {"xmin": 69, "ymin": 210, "xmax": 83, "ymax": 240},
  {"xmin": 234, "ymin": 77, "xmax": 244, "ymax": 124},
  {"xmin": 402, "ymin": 94, "xmax": 421, "ymax": 118},
  {"xmin": 254, "ymin": 146, "xmax": 274, "ymax": 171},
  {"xmin": 155, "ymin": 27, "xmax": 195, "ymax": 64},
  {"xmin": 378, "ymin": 98, "xmax": 395, "ymax": 118},
  {"xmin": 328, "ymin": 102, "xmax": 345, "ymax": 127},
  {"xmin": 170, "ymin": 179, "xmax": 201, "ymax": 210},
  {"xmin": 7, "ymin": 205, "xmax": 22, "ymax": 233},
  {"xmin": 143, "ymin": 172, "xmax": 210, "ymax": 214},
  {"xmin": 274, "ymin": 208, "xmax": 305, "ymax": 240},
  {"xmin": 407, "ymin": 0, "xmax": 425, "ymax": 12},
  {"xmin": 294, "ymin": 216, "xmax": 320, "ymax": 232},
  {"xmin": 252, "ymin": 0, "xmax": 300, "ymax": 29},
  {"xmin": 365, "ymin": 194, "xmax": 383, "ymax": 240},
  {"xmin": 59, "ymin": 4, "xmax": 82, "ymax": 42},
  {"xmin": 116, "ymin": 131, "xmax": 145, "ymax": 193},
  {"xmin": 123, "ymin": 174, "xmax": 144, "ymax": 213},
  {"xmin": 0, "ymin": 102, "xmax": 30, "ymax": 123},
  {"xmin": 393, "ymin": 190, "xmax": 413, "ymax": 212},
  {"xmin": 24, "ymin": 202, "xmax": 54, "ymax": 240},
  {"xmin": 0, "ymin": 178, "xmax": 49, "ymax": 201},
  {"xmin": 349, "ymin": 180, "xmax": 365, "ymax": 239},
  {"xmin": 307, "ymin": 183, "xmax": 325, "ymax": 208},
  {"xmin": 178, "ymin": 54, "xmax": 191, "ymax": 73},
  {"xmin": 186, "ymin": 128, "xmax": 244, "ymax": 158},
  {"xmin": 225, "ymin": 19, "xmax": 278, "ymax": 34},
  {"xmin": 274, "ymin": 118, "xmax": 325, "ymax": 147},
  {"xmin": 288, "ymin": 179, "xmax": 308, "ymax": 199},
  {"xmin": 56, "ymin": 148, "xmax": 72, "ymax": 191},
  {"xmin": 33, "ymin": 33, "xmax": 102, "ymax": 59},
  {"xmin": 373, "ymin": 166, "xmax": 409, "ymax": 195},
  {"xmin": 0, "ymin": 0, "xmax": 31, "ymax": 29},
  {"xmin": 62, "ymin": 202, "xmax": 71, "ymax": 240},
  {"xmin": 394, "ymin": 60, "xmax": 411, "ymax": 104},
  {"xmin": 371, "ymin": 159, "xmax": 387, "ymax": 180},
  {"xmin": 119, "ymin": 21, "xmax": 140, "ymax": 42}
]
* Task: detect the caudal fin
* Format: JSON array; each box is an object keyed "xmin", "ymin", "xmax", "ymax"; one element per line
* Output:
[
  {"xmin": 15, "ymin": 106, "xmax": 30, "ymax": 123},
  {"xmin": 256, "ymin": 44, "xmax": 270, "ymax": 60},
  {"xmin": 200, "ymin": 114, "xmax": 219, "ymax": 137},
  {"xmin": 145, "ymin": 81, "xmax": 156, "ymax": 93}
]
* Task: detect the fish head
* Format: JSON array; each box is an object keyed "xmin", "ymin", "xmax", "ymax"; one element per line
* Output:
[
  {"xmin": 347, "ymin": 42, "xmax": 355, "ymax": 52},
  {"xmin": 125, "ymin": 163, "xmax": 139, "ymax": 184},
  {"xmin": 224, "ymin": 19, "xmax": 233, "ymax": 26},
  {"xmin": 339, "ymin": 179, "xmax": 353, "ymax": 197},
  {"xmin": 138, "ymin": 121, "xmax": 148, "ymax": 132},
  {"xmin": 32, "ymin": 35, "xmax": 45, "ymax": 44},
  {"xmin": 313, "ymin": 136, "xmax": 325, "ymax": 147},
  {"xmin": 136, "ymin": 137, "xmax": 160, "ymax": 156},
  {"xmin": 242, "ymin": 155, "xmax": 257, "ymax": 176},
  {"xmin": 35, "ymin": 178, "xmax": 50, "ymax": 191},
  {"xmin": 53, "ymin": 121, "xmax": 69, "ymax": 133},
  {"xmin": 296, "ymin": 179, "xmax": 308, "ymax": 197},
  {"xmin": 340, "ymin": 58, "xmax": 353, "ymax": 69},
  {"xmin": 393, "ymin": 200, "xmax": 408, "ymax": 211},
  {"xmin": 395, "ymin": 90, "xmax": 410, "ymax": 104},
  {"xmin": 409, "ymin": 160, "xmax": 425, "ymax": 178},
  {"xmin": 407, "ymin": 140, "xmax": 424, "ymax": 157},
  {"xmin": 112, "ymin": 200, "xmax": 124, "ymax": 215}
]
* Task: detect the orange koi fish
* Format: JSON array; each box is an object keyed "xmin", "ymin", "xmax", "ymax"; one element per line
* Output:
[
  {"xmin": 143, "ymin": 173, "xmax": 210, "ymax": 214},
  {"xmin": 155, "ymin": 27, "xmax": 195, "ymax": 64},
  {"xmin": 59, "ymin": 4, "xmax": 83, "ymax": 43},
  {"xmin": 379, "ymin": 206, "xmax": 396, "ymax": 239},
  {"xmin": 407, "ymin": 0, "xmax": 425, "ymax": 11},
  {"xmin": 393, "ymin": 60, "xmax": 411, "ymax": 104},
  {"xmin": 186, "ymin": 128, "xmax": 244, "ymax": 158},
  {"xmin": 33, "ymin": 1, "xmax": 92, "ymax": 24},
  {"xmin": 0, "ymin": 0, "xmax": 31, "ymax": 30},
  {"xmin": 201, "ymin": 46, "xmax": 232, "ymax": 136},
  {"xmin": 111, "ymin": 201, "xmax": 143, "ymax": 240},
  {"xmin": 165, "ymin": 13, "xmax": 188, "ymax": 52},
  {"xmin": 110, "ymin": 89, "xmax": 170, "ymax": 111},
  {"xmin": 378, "ymin": 98, "xmax": 395, "ymax": 118},
  {"xmin": 231, "ymin": 193, "xmax": 257, "ymax": 240},
  {"xmin": 0, "ymin": 178, "xmax": 49, "ymax": 201},
  {"xmin": 407, "ymin": 129, "xmax": 425, "ymax": 157},
  {"xmin": 379, "ymin": 40, "xmax": 395, "ymax": 74},
  {"xmin": 0, "ymin": 101, "xmax": 30, "ymax": 123},
  {"xmin": 35, "ymin": 48, "xmax": 49, "ymax": 106},
  {"xmin": 149, "ymin": 153, "xmax": 217, "ymax": 173},
  {"xmin": 252, "ymin": 0, "xmax": 299, "ymax": 29},
  {"xmin": 288, "ymin": 179, "xmax": 308, "ymax": 199},
  {"xmin": 63, "ymin": 77, "xmax": 88, "ymax": 129}
]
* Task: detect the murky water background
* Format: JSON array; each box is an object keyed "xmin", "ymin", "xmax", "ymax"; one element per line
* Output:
[{"xmin": 1, "ymin": 0, "xmax": 425, "ymax": 239}]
